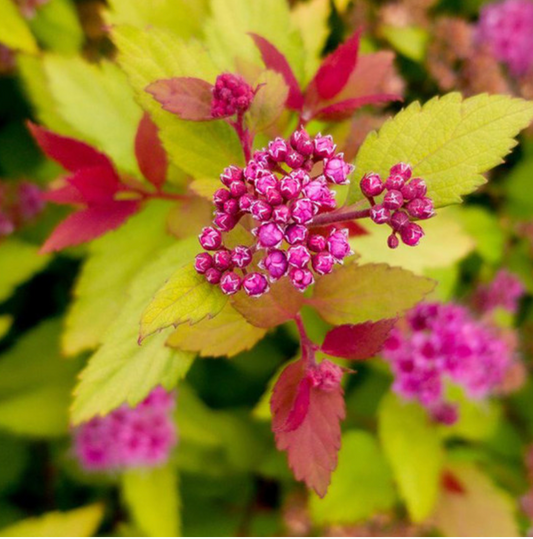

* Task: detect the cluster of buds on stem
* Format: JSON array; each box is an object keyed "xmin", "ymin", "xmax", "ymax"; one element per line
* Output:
[
  {"xmin": 359, "ymin": 163, "xmax": 435, "ymax": 248},
  {"xmin": 0, "ymin": 181, "xmax": 44, "ymax": 238},
  {"xmin": 195, "ymin": 128, "xmax": 355, "ymax": 297},
  {"xmin": 211, "ymin": 73, "xmax": 255, "ymax": 118}
]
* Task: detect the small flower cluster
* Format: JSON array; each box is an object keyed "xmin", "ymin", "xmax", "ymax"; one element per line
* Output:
[
  {"xmin": 14, "ymin": 0, "xmax": 49, "ymax": 18},
  {"xmin": 73, "ymin": 387, "xmax": 177, "ymax": 472},
  {"xmin": 195, "ymin": 129, "xmax": 354, "ymax": 297},
  {"xmin": 383, "ymin": 302, "xmax": 514, "ymax": 424},
  {"xmin": 0, "ymin": 181, "xmax": 44, "ymax": 238},
  {"xmin": 307, "ymin": 360, "xmax": 344, "ymax": 392},
  {"xmin": 476, "ymin": 0, "xmax": 533, "ymax": 77},
  {"xmin": 360, "ymin": 163, "xmax": 435, "ymax": 248},
  {"xmin": 211, "ymin": 73, "xmax": 255, "ymax": 118},
  {"xmin": 473, "ymin": 270, "xmax": 525, "ymax": 315}
]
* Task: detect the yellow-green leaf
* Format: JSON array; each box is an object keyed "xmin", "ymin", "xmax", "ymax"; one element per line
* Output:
[
  {"xmin": 247, "ymin": 70, "xmax": 288, "ymax": 133},
  {"xmin": 309, "ymin": 262, "xmax": 435, "ymax": 326},
  {"xmin": 309, "ymin": 430, "xmax": 396, "ymax": 525},
  {"xmin": 0, "ymin": 0, "xmax": 37, "ymax": 53},
  {"xmin": 0, "ymin": 504, "xmax": 104, "ymax": 537},
  {"xmin": 167, "ymin": 303, "xmax": 266, "ymax": 357},
  {"xmin": 71, "ymin": 240, "xmax": 198, "ymax": 425},
  {"xmin": 378, "ymin": 392, "xmax": 444, "ymax": 522},
  {"xmin": 141, "ymin": 263, "xmax": 227, "ymax": 340},
  {"xmin": 122, "ymin": 464, "xmax": 180, "ymax": 537},
  {"xmin": 63, "ymin": 201, "xmax": 174, "ymax": 356},
  {"xmin": 348, "ymin": 93, "xmax": 533, "ymax": 207}
]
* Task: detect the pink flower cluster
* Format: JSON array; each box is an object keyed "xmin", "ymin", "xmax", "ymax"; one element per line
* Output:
[
  {"xmin": 360, "ymin": 163, "xmax": 434, "ymax": 248},
  {"xmin": 73, "ymin": 387, "xmax": 177, "ymax": 472},
  {"xmin": 383, "ymin": 302, "xmax": 514, "ymax": 424},
  {"xmin": 195, "ymin": 128, "xmax": 354, "ymax": 297},
  {"xmin": 476, "ymin": 0, "xmax": 533, "ymax": 76},
  {"xmin": 211, "ymin": 73, "xmax": 255, "ymax": 118},
  {"xmin": 473, "ymin": 270, "xmax": 525, "ymax": 315},
  {"xmin": 14, "ymin": 0, "xmax": 49, "ymax": 18},
  {"xmin": 0, "ymin": 181, "xmax": 44, "ymax": 238}
]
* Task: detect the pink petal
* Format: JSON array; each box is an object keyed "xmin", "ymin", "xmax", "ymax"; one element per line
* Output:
[
  {"xmin": 28, "ymin": 122, "xmax": 114, "ymax": 173},
  {"xmin": 146, "ymin": 77, "xmax": 214, "ymax": 121},
  {"xmin": 250, "ymin": 33, "xmax": 304, "ymax": 110},
  {"xmin": 40, "ymin": 200, "xmax": 140, "ymax": 253},
  {"xmin": 134, "ymin": 113, "xmax": 168, "ymax": 188}
]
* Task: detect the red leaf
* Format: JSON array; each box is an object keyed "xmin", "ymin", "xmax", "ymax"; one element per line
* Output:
[
  {"xmin": 441, "ymin": 471, "xmax": 466, "ymax": 495},
  {"xmin": 44, "ymin": 183, "xmax": 86, "ymax": 205},
  {"xmin": 146, "ymin": 77, "xmax": 214, "ymax": 121},
  {"xmin": 250, "ymin": 33, "xmax": 304, "ymax": 110},
  {"xmin": 68, "ymin": 166, "xmax": 121, "ymax": 204},
  {"xmin": 40, "ymin": 200, "xmax": 139, "ymax": 253},
  {"xmin": 28, "ymin": 122, "xmax": 114, "ymax": 173},
  {"xmin": 135, "ymin": 113, "xmax": 168, "ymax": 188},
  {"xmin": 271, "ymin": 359, "xmax": 345, "ymax": 497},
  {"xmin": 311, "ymin": 94, "xmax": 402, "ymax": 122},
  {"xmin": 321, "ymin": 319, "xmax": 397, "ymax": 360},
  {"xmin": 309, "ymin": 31, "xmax": 362, "ymax": 102}
]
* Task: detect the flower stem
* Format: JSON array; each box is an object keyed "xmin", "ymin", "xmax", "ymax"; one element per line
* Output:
[
  {"xmin": 294, "ymin": 313, "xmax": 317, "ymax": 365},
  {"xmin": 231, "ymin": 113, "xmax": 253, "ymax": 162},
  {"xmin": 311, "ymin": 207, "xmax": 371, "ymax": 226}
]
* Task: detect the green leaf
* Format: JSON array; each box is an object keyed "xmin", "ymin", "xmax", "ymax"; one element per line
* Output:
[
  {"xmin": 63, "ymin": 201, "xmax": 174, "ymax": 356},
  {"xmin": 141, "ymin": 263, "xmax": 227, "ymax": 340},
  {"xmin": 43, "ymin": 55, "xmax": 143, "ymax": 175},
  {"xmin": 309, "ymin": 262, "xmax": 435, "ymax": 326},
  {"xmin": 0, "ymin": 0, "xmax": 38, "ymax": 53},
  {"xmin": 0, "ymin": 240, "xmax": 49, "ymax": 303},
  {"xmin": 204, "ymin": 0, "xmax": 304, "ymax": 81},
  {"xmin": 71, "ymin": 240, "xmax": 198, "ymax": 425},
  {"xmin": 309, "ymin": 430, "xmax": 396, "ymax": 525},
  {"xmin": 351, "ymin": 207, "xmax": 474, "ymax": 274},
  {"xmin": 348, "ymin": 93, "xmax": 533, "ymax": 207},
  {"xmin": 104, "ymin": 0, "xmax": 208, "ymax": 39},
  {"xmin": 504, "ymin": 157, "xmax": 533, "ymax": 218},
  {"xmin": 0, "ymin": 435, "xmax": 28, "ymax": 494},
  {"xmin": 378, "ymin": 393, "xmax": 444, "ymax": 522},
  {"xmin": 112, "ymin": 25, "xmax": 244, "ymax": 179},
  {"xmin": 380, "ymin": 25, "xmax": 428, "ymax": 62},
  {"xmin": 0, "ymin": 504, "xmax": 104, "ymax": 537},
  {"xmin": 121, "ymin": 464, "xmax": 180, "ymax": 537},
  {"xmin": 430, "ymin": 462, "xmax": 519, "ymax": 536},
  {"xmin": 0, "ymin": 316, "xmax": 12, "ymax": 341},
  {"xmin": 28, "ymin": 0, "xmax": 84, "ymax": 54},
  {"xmin": 247, "ymin": 71, "xmax": 289, "ymax": 133},
  {"xmin": 167, "ymin": 303, "xmax": 266, "ymax": 357}
]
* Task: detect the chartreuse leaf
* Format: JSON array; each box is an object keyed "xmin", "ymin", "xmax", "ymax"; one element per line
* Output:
[
  {"xmin": 104, "ymin": 0, "xmax": 208, "ymax": 38},
  {"xmin": 71, "ymin": 239, "xmax": 199, "ymax": 425},
  {"xmin": 378, "ymin": 392, "xmax": 444, "ymax": 522},
  {"xmin": 0, "ymin": 0, "xmax": 37, "ymax": 53},
  {"xmin": 309, "ymin": 430, "xmax": 396, "ymax": 525},
  {"xmin": 0, "ymin": 504, "xmax": 104, "ymax": 537},
  {"xmin": 430, "ymin": 462, "xmax": 519, "ymax": 536},
  {"xmin": 63, "ymin": 201, "xmax": 173, "ymax": 356},
  {"xmin": 0, "ymin": 320, "xmax": 79, "ymax": 437},
  {"xmin": 351, "ymin": 207, "xmax": 474, "ymax": 274},
  {"xmin": 113, "ymin": 25, "xmax": 243, "ymax": 179},
  {"xmin": 43, "ymin": 55, "xmax": 143, "ymax": 175},
  {"xmin": 0, "ymin": 316, "xmax": 12, "ymax": 341},
  {"xmin": 247, "ymin": 71, "xmax": 289, "ymax": 133},
  {"xmin": 121, "ymin": 464, "xmax": 180, "ymax": 537},
  {"xmin": 348, "ymin": 93, "xmax": 533, "ymax": 207},
  {"xmin": 309, "ymin": 262, "xmax": 435, "ymax": 326},
  {"xmin": 141, "ymin": 263, "xmax": 227, "ymax": 340},
  {"xmin": 380, "ymin": 25, "xmax": 429, "ymax": 62},
  {"xmin": 167, "ymin": 303, "xmax": 266, "ymax": 357},
  {"xmin": 28, "ymin": 0, "xmax": 84, "ymax": 54},
  {"xmin": 504, "ymin": 157, "xmax": 533, "ymax": 218},
  {"xmin": 205, "ymin": 0, "xmax": 304, "ymax": 81},
  {"xmin": 0, "ymin": 240, "xmax": 49, "ymax": 303}
]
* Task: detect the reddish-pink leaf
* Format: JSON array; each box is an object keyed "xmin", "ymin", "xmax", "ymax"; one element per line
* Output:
[
  {"xmin": 309, "ymin": 31, "xmax": 362, "ymax": 102},
  {"xmin": 271, "ymin": 359, "xmax": 346, "ymax": 497},
  {"xmin": 311, "ymin": 94, "xmax": 402, "ymax": 122},
  {"xmin": 250, "ymin": 33, "xmax": 304, "ymax": 110},
  {"xmin": 321, "ymin": 319, "xmax": 397, "ymax": 360},
  {"xmin": 442, "ymin": 471, "xmax": 467, "ymax": 495},
  {"xmin": 28, "ymin": 122, "xmax": 114, "ymax": 173},
  {"xmin": 40, "ymin": 200, "xmax": 139, "ymax": 253},
  {"xmin": 44, "ymin": 183, "xmax": 86, "ymax": 205},
  {"xmin": 146, "ymin": 77, "xmax": 214, "ymax": 121},
  {"xmin": 67, "ymin": 166, "xmax": 121, "ymax": 205},
  {"xmin": 134, "ymin": 113, "xmax": 168, "ymax": 188}
]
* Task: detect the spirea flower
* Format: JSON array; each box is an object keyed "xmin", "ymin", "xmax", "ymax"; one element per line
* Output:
[
  {"xmin": 211, "ymin": 73, "xmax": 255, "ymax": 118},
  {"xmin": 476, "ymin": 0, "xmax": 533, "ymax": 76},
  {"xmin": 359, "ymin": 163, "xmax": 435, "ymax": 247},
  {"xmin": 0, "ymin": 180, "xmax": 44, "ymax": 238},
  {"xmin": 195, "ymin": 128, "xmax": 355, "ymax": 297},
  {"xmin": 73, "ymin": 387, "xmax": 177, "ymax": 471},
  {"xmin": 383, "ymin": 302, "xmax": 514, "ymax": 424},
  {"xmin": 473, "ymin": 270, "xmax": 525, "ymax": 314}
]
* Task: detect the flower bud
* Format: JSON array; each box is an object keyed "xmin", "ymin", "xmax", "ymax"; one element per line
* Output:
[
  {"xmin": 285, "ymin": 223, "xmax": 309, "ymax": 245},
  {"xmin": 205, "ymin": 267, "xmax": 222, "ymax": 284},
  {"xmin": 312, "ymin": 251, "xmax": 335, "ymax": 275},
  {"xmin": 194, "ymin": 252, "xmax": 213, "ymax": 274},
  {"xmin": 272, "ymin": 204, "xmax": 291, "ymax": 224},
  {"xmin": 262, "ymin": 249, "xmax": 289, "ymax": 280},
  {"xmin": 400, "ymin": 222, "xmax": 424, "ymax": 246},
  {"xmin": 211, "ymin": 73, "xmax": 254, "ymax": 117},
  {"xmin": 324, "ymin": 155, "xmax": 354, "ymax": 185},
  {"xmin": 223, "ymin": 198, "xmax": 239, "ymax": 215},
  {"xmin": 385, "ymin": 174, "xmax": 405, "ymax": 191},
  {"xmin": 389, "ymin": 162, "xmax": 412, "ymax": 181},
  {"xmin": 387, "ymin": 234, "xmax": 399, "ymax": 249},
  {"xmin": 229, "ymin": 180, "xmax": 247, "ymax": 198},
  {"xmin": 213, "ymin": 188, "xmax": 231, "ymax": 209},
  {"xmin": 291, "ymin": 198, "xmax": 317, "ymax": 224},
  {"xmin": 289, "ymin": 267, "xmax": 314, "ymax": 292},
  {"xmin": 307, "ymin": 234, "xmax": 327, "ymax": 252},
  {"xmin": 370, "ymin": 204, "xmax": 391, "ymax": 225},
  {"xmin": 290, "ymin": 128, "xmax": 314, "ymax": 157},
  {"xmin": 256, "ymin": 222, "xmax": 284, "ymax": 248},
  {"xmin": 265, "ymin": 187, "xmax": 283, "ymax": 206},
  {"xmin": 231, "ymin": 245, "xmax": 253, "ymax": 268},
  {"xmin": 383, "ymin": 189, "xmax": 404, "ymax": 210},
  {"xmin": 238, "ymin": 193, "xmax": 255, "ymax": 212},
  {"xmin": 360, "ymin": 172, "xmax": 384, "ymax": 197},
  {"xmin": 220, "ymin": 271, "xmax": 242, "ymax": 295},
  {"xmin": 308, "ymin": 360, "xmax": 343, "ymax": 391},
  {"xmin": 243, "ymin": 272, "xmax": 269, "ymax": 297},
  {"xmin": 213, "ymin": 212, "xmax": 238, "ymax": 231},
  {"xmin": 389, "ymin": 210, "xmax": 410, "ymax": 231},
  {"xmin": 327, "ymin": 229, "xmax": 351, "ymax": 260},
  {"xmin": 220, "ymin": 165, "xmax": 243, "ymax": 187},
  {"xmin": 251, "ymin": 200, "xmax": 273, "ymax": 222},
  {"xmin": 280, "ymin": 175, "xmax": 301, "ymax": 200},
  {"xmin": 313, "ymin": 134, "xmax": 336, "ymax": 159},
  {"xmin": 199, "ymin": 226, "xmax": 222, "ymax": 250},
  {"xmin": 406, "ymin": 197, "xmax": 434, "ymax": 220},
  {"xmin": 285, "ymin": 151, "xmax": 306, "ymax": 169},
  {"xmin": 287, "ymin": 244, "xmax": 311, "ymax": 268},
  {"xmin": 213, "ymin": 249, "xmax": 232, "ymax": 271},
  {"xmin": 409, "ymin": 178, "xmax": 427, "ymax": 197},
  {"xmin": 255, "ymin": 173, "xmax": 277, "ymax": 196},
  {"xmin": 268, "ymin": 137, "xmax": 289, "ymax": 162}
]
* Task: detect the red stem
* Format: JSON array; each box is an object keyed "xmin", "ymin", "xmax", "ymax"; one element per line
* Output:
[
  {"xmin": 311, "ymin": 207, "xmax": 371, "ymax": 226},
  {"xmin": 230, "ymin": 112, "xmax": 253, "ymax": 162},
  {"xmin": 294, "ymin": 313, "xmax": 317, "ymax": 365}
]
